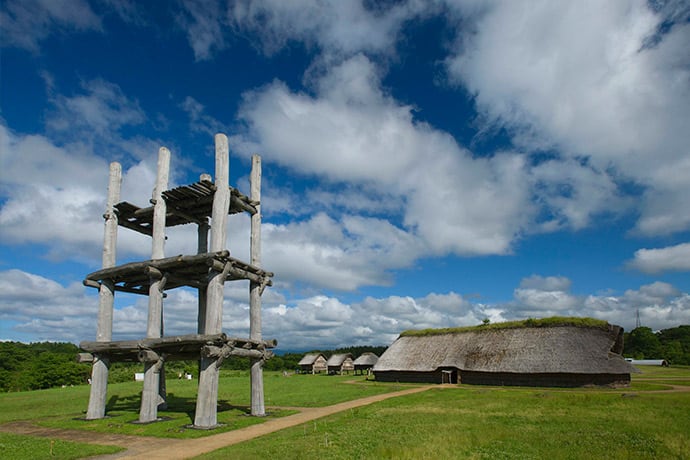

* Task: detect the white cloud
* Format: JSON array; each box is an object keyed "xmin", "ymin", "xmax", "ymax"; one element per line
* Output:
[
  {"xmin": 231, "ymin": 54, "xmax": 533, "ymax": 261},
  {"xmin": 444, "ymin": 0, "xmax": 690, "ymax": 237},
  {"xmin": 257, "ymin": 213, "xmax": 421, "ymax": 291},
  {"xmin": 628, "ymin": 242, "xmax": 690, "ymax": 273},
  {"xmin": 0, "ymin": 270, "xmax": 97, "ymax": 342},
  {"xmin": 513, "ymin": 275, "xmax": 579, "ymax": 315},
  {"xmin": 180, "ymin": 96, "xmax": 225, "ymax": 136},
  {"xmin": 47, "ymin": 79, "xmax": 146, "ymax": 140},
  {"xmin": 0, "ymin": 0, "xmax": 101, "ymax": 51},
  {"xmin": 0, "ymin": 79, "xmax": 177, "ymax": 265},
  {"xmin": 510, "ymin": 275, "xmax": 690, "ymax": 332},
  {"xmin": 2, "ymin": 268, "xmax": 688, "ymax": 348},
  {"xmin": 518, "ymin": 275, "xmax": 571, "ymax": 292},
  {"xmin": 0, "ymin": 121, "xmax": 172, "ymax": 263},
  {"xmin": 259, "ymin": 291, "xmax": 486, "ymax": 350},
  {"xmin": 529, "ymin": 158, "xmax": 632, "ymax": 231},
  {"xmin": 177, "ymin": 0, "xmax": 227, "ymax": 61},
  {"xmin": 228, "ymin": 0, "xmax": 432, "ymax": 56}
]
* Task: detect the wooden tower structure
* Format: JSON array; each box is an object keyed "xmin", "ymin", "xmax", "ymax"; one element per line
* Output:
[{"xmin": 79, "ymin": 134, "xmax": 275, "ymax": 428}]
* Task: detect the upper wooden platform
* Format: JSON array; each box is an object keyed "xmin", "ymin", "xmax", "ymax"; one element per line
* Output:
[
  {"xmin": 84, "ymin": 251, "xmax": 273, "ymax": 296},
  {"xmin": 115, "ymin": 180, "xmax": 257, "ymax": 236}
]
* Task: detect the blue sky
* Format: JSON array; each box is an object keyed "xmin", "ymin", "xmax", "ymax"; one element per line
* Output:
[{"xmin": 1, "ymin": 0, "xmax": 689, "ymax": 350}]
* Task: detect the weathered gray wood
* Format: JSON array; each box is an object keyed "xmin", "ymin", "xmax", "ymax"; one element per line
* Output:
[
  {"xmin": 83, "ymin": 279, "xmax": 100, "ymax": 289},
  {"xmin": 85, "ymin": 251, "xmax": 231, "ymax": 282},
  {"xmin": 198, "ymin": 218, "xmax": 209, "ymax": 334},
  {"xmin": 209, "ymin": 134, "xmax": 229, "ymax": 256},
  {"xmin": 202, "ymin": 345, "xmax": 266, "ymax": 360},
  {"xmin": 86, "ymin": 162, "xmax": 121, "ymax": 420},
  {"xmin": 80, "ymin": 335, "xmax": 273, "ymax": 353},
  {"xmin": 230, "ymin": 194, "xmax": 257, "ymax": 215},
  {"xmin": 80, "ymin": 333, "xmax": 228, "ymax": 351},
  {"xmin": 140, "ymin": 147, "xmax": 170, "ymax": 423},
  {"xmin": 195, "ymin": 133, "xmax": 230, "ymax": 428},
  {"xmin": 77, "ymin": 352, "xmax": 94, "ymax": 363},
  {"xmin": 249, "ymin": 154, "xmax": 265, "ymax": 416},
  {"xmin": 138, "ymin": 349, "xmax": 160, "ymax": 362}
]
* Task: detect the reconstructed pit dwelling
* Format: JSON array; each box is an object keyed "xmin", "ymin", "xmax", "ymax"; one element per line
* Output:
[
  {"xmin": 374, "ymin": 318, "xmax": 635, "ymax": 387},
  {"xmin": 79, "ymin": 134, "xmax": 275, "ymax": 428}
]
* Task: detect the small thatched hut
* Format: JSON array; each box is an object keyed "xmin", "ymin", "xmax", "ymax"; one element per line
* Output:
[
  {"xmin": 373, "ymin": 317, "xmax": 634, "ymax": 387},
  {"xmin": 327, "ymin": 353, "xmax": 354, "ymax": 374},
  {"xmin": 298, "ymin": 353, "xmax": 328, "ymax": 374},
  {"xmin": 353, "ymin": 352, "xmax": 379, "ymax": 374}
]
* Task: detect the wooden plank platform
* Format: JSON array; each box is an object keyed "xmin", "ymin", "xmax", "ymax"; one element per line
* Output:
[
  {"xmin": 83, "ymin": 251, "xmax": 273, "ymax": 295},
  {"xmin": 114, "ymin": 180, "xmax": 258, "ymax": 235}
]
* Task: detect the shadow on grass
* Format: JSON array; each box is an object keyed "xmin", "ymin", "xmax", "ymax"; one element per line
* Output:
[{"xmin": 106, "ymin": 393, "xmax": 252, "ymax": 424}]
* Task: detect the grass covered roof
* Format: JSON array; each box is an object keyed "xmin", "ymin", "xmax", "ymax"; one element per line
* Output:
[{"xmin": 400, "ymin": 316, "xmax": 609, "ymax": 338}]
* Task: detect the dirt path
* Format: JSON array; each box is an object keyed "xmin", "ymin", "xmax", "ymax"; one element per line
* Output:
[
  {"xmin": 4, "ymin": 382, "xmax": 686, "ymax": 459},
  {"xmin": 0, "ymin": 385, "xmax": 434, "ymax": 460}
]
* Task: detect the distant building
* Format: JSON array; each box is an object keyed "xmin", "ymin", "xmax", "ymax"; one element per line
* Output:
[
  {"xmin": 298, "ymin": 353, "xmax": 328, "ymax": 374},
  {"xmin": 374, "ymin": 318, "xmax": 634, "ymax": 387},
  {"xmin": 627, "ymin": 359, "xmax": 669, "ymax": 367},
  {"xmin": 353, "ymin": 352, "xmax": 379, "ymax": 374},
  {"xmin": 327, "ymin": 353, "xmax": 355, "ymax": 374}
]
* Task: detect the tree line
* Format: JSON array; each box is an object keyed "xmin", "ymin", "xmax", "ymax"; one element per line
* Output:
[
  {"xmin": 8, "ymin": 326, "xmax": 685, "ymax": 393},
  {"xmin": 623, "ymin": 325, "xmax": 690, "ymax": 364},
  {"xmin": 0, "ymin": 341, "xmax": 387, "ymax": 392}
]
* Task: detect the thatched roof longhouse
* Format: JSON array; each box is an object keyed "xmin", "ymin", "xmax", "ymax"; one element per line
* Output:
[{"xmin": 374, "ymin": 318, "xmax": 634, "ymax": 387}]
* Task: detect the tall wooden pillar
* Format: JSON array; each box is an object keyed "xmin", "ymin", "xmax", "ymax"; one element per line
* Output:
[
  {"xmin": 197, "ymin": 179, "xmax": 210, "ymax": 335},
  {"xmin": 249, "ymin": 154, "xmax": 265, "ymax": 416},
  {"xmin": 140, "ymin": 147, "xmax": 169, "ymax": 423},
  {"xmin": 194, "ymin": 134, "xmax": 230, "ymax": 428},
  {"xmin": 86, "ymin": 162, "xmax": 121, "ymax": 420}
]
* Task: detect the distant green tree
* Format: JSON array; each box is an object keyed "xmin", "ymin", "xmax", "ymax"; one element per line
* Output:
[
  {"xmin": 657, "ymin": 325, "xmax": 690, "ymax": 365},
  {"xmin": 624, "ymin": 327, "xmax": 662, "ymax": 359}
]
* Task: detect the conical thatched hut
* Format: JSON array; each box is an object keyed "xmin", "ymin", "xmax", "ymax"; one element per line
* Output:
[
  {"xmin": 298, "ymin": 353, "xmax": 328, "ymax": 374},
  {"xmin": 373, "ymin": 317, "xmax": 634, "ymax": 387},
  {"xmin": 353, "ymin": 352, "xmax": 379, "ymax": 374},
  {"xmin": 327, "ymin": 353, "xmax": 354, "ymax": 374}
]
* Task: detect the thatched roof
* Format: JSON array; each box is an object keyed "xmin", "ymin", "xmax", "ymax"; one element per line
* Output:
[
  {"xmin": 327, "ymin": 353, "xmax": 353, "ymax": 367},
  {"xmin": 298, "ymin": 353, "xmax": 325, "ymax": 366},
  {"xmin": 353, "ymin": 352, "xmax": 379, "ymax": 366},
  {"xmin": 374, "ymin": 322, "xmax": 632, "ymax": 375}
]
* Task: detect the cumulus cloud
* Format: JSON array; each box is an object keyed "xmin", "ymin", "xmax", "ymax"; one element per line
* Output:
[
  {"xmin": 259, "ymin": 290, "xmax": 486, "ymax": 350},
  {"xmin": 260, "ymin": 213, "xmax": 421, "ymax": 290},
  {"xmin": 231, "ymin": 54, "xmax": 533, "ymax": 261},
  {"xmin": 513, "ymin": 275, "xmax": 580, "ymax": 316},
  {"xmin": 0, "ymin": 0, "xmax": 101, "ymax": 51},
  {"xmin": 180, "ymin": 96, "xmax": 226, "ymax": 136},
  {"xmin": 0, "ymin": 80, "xmax": 175, "ymax": 264},
  {"xmin": 444, "ymin": 0, "xmax": 690, "ymax": 237},
  {"xmin": 0, "ymin": 270, "xmax": 97, "ymax": 342},
  {"xmin": 509, "ymin": 275, "xmax": 690, "ymax": 332},
  {"xmin": 3, "ymin": 268, "xmax": 688, "ymax": 348},
  {"xmin": 177, "ymin": 0, "xmax": 228, "ymax": 61},
  {"xmin": 228, "ymin": 0, "xmax": 432, "ymax": 56},
  {"xmin": 628, "ymin": 243, "xmax": 690, "ymax": 273}
]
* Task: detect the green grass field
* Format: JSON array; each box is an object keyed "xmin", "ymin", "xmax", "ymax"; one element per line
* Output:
[{"xmin": 1, "ymin": 367, "xmax": 688, "ymax": 459}]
